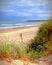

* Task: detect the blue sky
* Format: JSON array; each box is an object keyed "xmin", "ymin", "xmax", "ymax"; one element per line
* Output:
[{"xmin": 0, "ymin": 0, "xmax": 52, "ymax": 22}]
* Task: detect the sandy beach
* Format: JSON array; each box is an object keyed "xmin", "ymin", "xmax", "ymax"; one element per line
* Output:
[{"xmin": 0, "ymin": 26, "xmax": 40, "ymax": 47}]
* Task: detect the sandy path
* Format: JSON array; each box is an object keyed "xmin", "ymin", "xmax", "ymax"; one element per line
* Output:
[{"xmin": 0, "ymin": 55, "xmax": 52, "ymax": 65}]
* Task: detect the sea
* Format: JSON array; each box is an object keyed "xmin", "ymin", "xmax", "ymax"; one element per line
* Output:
[{"xmin": 0, "ymin": 21, "xmax": 42, "ymax": 30}]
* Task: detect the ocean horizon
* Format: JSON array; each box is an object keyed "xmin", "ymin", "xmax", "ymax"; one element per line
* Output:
[{"xmin": 0, "ymin": 21, "xmax": 42, "ymax": 30}]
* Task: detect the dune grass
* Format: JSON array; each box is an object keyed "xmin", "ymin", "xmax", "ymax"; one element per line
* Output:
[
  {"xmin": 0, "ymin": 20, "xmax": 52, "ymax": 61},
  {"xmin": 29, "ymin": 20, "xmax": 52, "ymax": 59}
]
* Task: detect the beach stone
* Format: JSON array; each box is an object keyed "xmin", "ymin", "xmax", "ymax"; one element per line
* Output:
[
  {"xmin": 10, "ymin": 59, "xmax": 51, "ymax": 65},
  {"xmin": 38, "ymin": 61, "xmax": 49, "ymax": 65},
  {"xmin": 33, "ymin": 54, "xmax": 52, "ymax": 65},
  {"xmin": 28, "ymin": 61, "xmax": 49, "ymax": 65},
  {"xmin": 11, "ymin": 60, "xmax": 24, "ymax": 65},
  {"xmin": 0, "ymin": 60, "xmax": 11, "ymax": 65},
  {"xmin": 28, "ymin": 62, "xmax": 38, "ymax": 65}
]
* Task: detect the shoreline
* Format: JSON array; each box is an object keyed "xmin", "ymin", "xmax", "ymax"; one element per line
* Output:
[{"xmin": 0, "ymin": 25, "xmax": 40, "ymax": 33}]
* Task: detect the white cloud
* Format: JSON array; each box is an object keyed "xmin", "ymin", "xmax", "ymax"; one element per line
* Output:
[
  {"xmin": 15, "ymin": 11, "xmax": 31, "ymax": 17},
  {"xmin": 0, "ymin": 7, "xmax": 15, "ymax": 12},
  {"xmin": 5, "ymin": 9, "xmax": 15, "ymax": 12},
  {"xmin": 8, "ymin": 0, "xmax": 36, "ymax": 7},
  {"xmin": 8, "ymin": 0, "xmax": 50, "ymax": 8},
  {"xmin": 0, "ymin": 0, "xmax": 51, "ymax": 19},
  {"xmin": 23, "ymin": 8, "xmax": 45, "ymax": 14},
  {"xmin": 38, "ymin": 13, "xmax": 50, "ymax": 17},
  {"xmin": 36, "ymin": 10, "xmax": 45, "ymax": 13}
]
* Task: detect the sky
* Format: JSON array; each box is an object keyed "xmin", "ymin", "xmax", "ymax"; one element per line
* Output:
[{"xmin": 0, "ymin": 0, "xmax": 52, "ymax": 22}]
